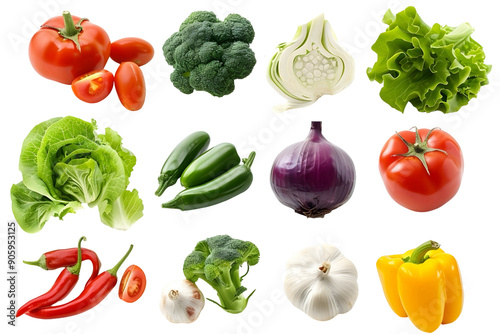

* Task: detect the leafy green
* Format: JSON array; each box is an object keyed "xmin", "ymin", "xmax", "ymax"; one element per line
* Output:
[
  {"xmin": 367, "ymin": 6, "xmax": 492, "ymax": 113},
  {"xmin": 10, "ymin": 182, "xmax": 81, "ymax": 233},
  {"xmin": 11, "ymin": 116, "xmax": 143, "ymax": 233},
  {"xmin": 98, "ymin": 189, "xmax": 144, "ymax": 231}
]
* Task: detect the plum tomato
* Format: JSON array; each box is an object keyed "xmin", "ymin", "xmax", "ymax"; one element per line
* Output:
[
  {"xmin": 119, "ymin": 265, "xmax": 146, "ymax": 303},
  {"xmin": 110, "ymin": 37, "xmax": 154, "ymax": 66},
  {"xmin": 379, "ymin": 127, "xmax": 464, "ymax": 212},
  {"xmin": 115, "ymin": 62, "xmax": 146, "ymax": 111},
  {"xmin": 71, "ymin": 70, "xmax": 114, "ymax": 103},
  {"xmin": 29, "ymin": 11, "xmax": 110, "ymax": 84}
]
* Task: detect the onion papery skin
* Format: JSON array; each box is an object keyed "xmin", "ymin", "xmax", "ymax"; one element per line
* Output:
[{"xmin": 270, "ymin": 122, "xmax": 355, "ymax": 218}]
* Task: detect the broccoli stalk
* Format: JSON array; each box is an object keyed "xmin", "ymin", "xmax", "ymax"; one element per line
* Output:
[{"xmin": 183, "ymin": 235, "xmax": 260, "ymax": 314}]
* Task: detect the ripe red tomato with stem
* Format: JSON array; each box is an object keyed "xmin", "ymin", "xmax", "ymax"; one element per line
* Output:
[
  {"xmin": 29, "ymin": 11, "xmax": 110, "ymax": 84},
  {"xmin": 119, "ymin": 265, "xmax": 146, "ymax": 303},
  {"xmin": 110, "ymin": 38, "xmax": 154, "ymax": 66},
  {"xmin": 71, "ymin": 70, "xmax": 114, "ymax": 103},
  {"xmin": 115, "ymin": 62, "xmax": 146, "ymax": 111},
  {"xmin": 379, "ymin": 127, "xmax": 464, "ymax": 212}
]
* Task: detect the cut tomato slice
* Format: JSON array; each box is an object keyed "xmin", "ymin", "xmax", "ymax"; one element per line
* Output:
[{"xmin": 71, "ymin": 69, "xmax": 114, "ymax": 103}]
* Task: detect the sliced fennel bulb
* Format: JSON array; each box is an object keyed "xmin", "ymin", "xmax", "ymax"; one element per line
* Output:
[{"xmin": 267, "ymin": 14, "xmax": 355, "ymax": 110}]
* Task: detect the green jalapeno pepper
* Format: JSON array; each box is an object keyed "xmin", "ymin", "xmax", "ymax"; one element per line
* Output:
[
  {"xmin": 180, "ymin": 143, "xmax": 240, "ymax": 188},
  {"xmin": 162, "ymin": 151, "xmax": 256, "ymax": 210},
  {"xmin": 155, "ymin": 131, "xmax": 210, "ymax": 196}
]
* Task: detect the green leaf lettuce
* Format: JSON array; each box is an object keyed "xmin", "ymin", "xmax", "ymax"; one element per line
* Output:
[
  {"xmin": 11, "ymin": 116, "xmax": 143, "ymax": 233},
  {"xmin": 367, "ymin": 6, "xmax": 492, "ymax": 113}
]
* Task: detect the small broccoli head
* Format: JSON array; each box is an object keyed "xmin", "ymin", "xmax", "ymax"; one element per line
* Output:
[
  {"xmin": 183, "ymin": 250, "xmax": 207, "ymax": 282},
  {"xmin": 182, "ymin": 235, "xmax": 260, "ymax": 314},
  {"xmin": 179, "ymin": 11, "xmax": 219, "ymax": 31},
  {"xmin": 199, "ymin": 42, "xmax": 224, "ymax": 63},
  {"xmin": 227, "ymin": 238, "xmax": 260, "ymax": 266},
  {"xmin": 163, "ymin": 11, "xmax": 256, "ymax": 97},
  {"xmin": 223, "ymin": 14, "xmax": 255, "ymax": 44},
  {"xmin": 222, "ymin": 41, "xmax": 256, "ymax": 79},
  {"xmin": 189, "ymin": 61, "xmax": 235, "ymax": 97},
  {"xmin": 162, "ymin": 32, "xmax": 182, "ymax": 65},
  {"xmin": 170, "ymin": 69, "xmax": 194, "ymax": 94}
]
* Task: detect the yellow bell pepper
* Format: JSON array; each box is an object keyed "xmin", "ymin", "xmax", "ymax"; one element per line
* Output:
[{"xmin": 376, "ymin": 241, "xmax": 463, "ymax": 333}]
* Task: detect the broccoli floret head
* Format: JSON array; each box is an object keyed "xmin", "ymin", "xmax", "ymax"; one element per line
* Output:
[
  {"xmin": 170, "ymin": 69, "xmax": 194, "ymax": 94},
  {"xmin": 163, "ymin": 11, "xmax": 256, "ymax": 97},
  {"xmin": 182, "ymin": 235, "xmax": 260, "ymax": 314},
  {"xmin": 223, "ymin": 14, "xmax": 255, "ymax": 44}
]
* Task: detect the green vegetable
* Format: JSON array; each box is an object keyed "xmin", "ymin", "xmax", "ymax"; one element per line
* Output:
[
  {"xmin": 155, "ymin": 131, "xmax": 210, "ymax": 196},
  {"xmin": 162, "ymin": 11, "xmax": 256, "ymax": 97},
  {"xmin": 367, "ymin": 6, "xmax": 492, "ymax": 113},
  {"xmin": 180, "ymin": 143, "xmax": 240, "ymax": 188},
  {"xmin": 10, "ymin": 116, "xmax": 143, "ymax": 233},
  {"xmin": 183, "ymin": 235, "xmax": 260, "ymax": 314},
  {"xmin": 267, "ymin": 14, "xmax": 354, "ymax": 110},
  {"xmin": 162, "ymin": 151, "xmax": 255, "ymax": 211}
]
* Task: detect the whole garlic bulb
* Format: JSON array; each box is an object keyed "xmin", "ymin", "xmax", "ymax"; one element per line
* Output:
[
  {"xmin": 284, "ymin": 244, "xmax": 358, "ymax": 321},
  {"xmin": 159, "ymin": 279, "xmax": 205, "ymax": 323}
]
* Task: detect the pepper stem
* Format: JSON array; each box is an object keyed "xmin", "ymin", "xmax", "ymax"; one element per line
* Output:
[
  {"xmin": 68, "ymin": 236, "xmax": 86, "ymax": 275},
  {"xmin": 23, "ymin": 255, "xmax": 48, "ymax": 270},
  {"xmin": 243, "ymin": 151, "xmax": 256, "ymax": 168},
  {"xmin": 107, "ymin": 244, "xmax": 134, "ymax": 277},
  {"xmin": 405, "ymin": 240, "xmax": 440, "ymax": 264}
]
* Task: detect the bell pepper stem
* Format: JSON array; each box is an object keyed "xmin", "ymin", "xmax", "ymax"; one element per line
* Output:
[
  {"xmin": 68, "ymin": 236, "xmax": 86, "ymax": 275},
  {"xmin": 107, "ymin": 244, "xmax": 133, "ymax": 277},
  {"xmin": 406, "ymin": 240, "xmax": 440, "ymax": 264},
  {"xmin": 243, "ymin": 151, "xmax": 256, "ymax": 168}
]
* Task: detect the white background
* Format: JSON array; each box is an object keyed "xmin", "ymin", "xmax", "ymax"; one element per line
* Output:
[{"xmin": 1, "ymin": 0, "xmax": 499, "ymax": 333}]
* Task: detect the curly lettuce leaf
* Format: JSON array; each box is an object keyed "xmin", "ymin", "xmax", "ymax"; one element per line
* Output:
[
  {"xmin": 98, "ymin": 189, "xmax": 144, "ymax": 231},
  {"xmin": 11, "ymin": 182, "xmax": 81, "ymax": 233},
  {"xmin": 88, "ymin": 145, "xmax": 127, "ymax": 209},
  {"xmin": 367, "ymin": 6, "xmax": 492, "ymax": 113},
  {"xmin": 98, "ymin": 128, "xmax": 137, "ymax": 181}
]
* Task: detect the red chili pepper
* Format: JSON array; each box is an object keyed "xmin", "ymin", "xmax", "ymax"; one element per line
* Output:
[
  {"xmin": 23, "ymin": 247, "xmax": 101, "ymax": 286},
  {"xmin": 27, "ymin": 244, "xmax": 133, "ymax": 319},
  {"xmin": 17, "ymin": 237, "xmax": 86, "ymax": 317}
]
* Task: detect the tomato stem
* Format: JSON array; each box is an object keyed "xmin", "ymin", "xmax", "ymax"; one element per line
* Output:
[
  {"xmin": 403, "ymin": 240, "xmax": 440, "ymax": 264},
  {"xmin": 41, "ymin": 11, "xmax": 88, "ymax": 52},
  {"xmin": 392, "ymin": 127, "xmax": 448, "ymax": 175}
]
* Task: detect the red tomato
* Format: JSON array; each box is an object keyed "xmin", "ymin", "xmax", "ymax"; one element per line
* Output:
[
  {"xmin": 379, "ymin": 128, "xmax": 464, "ymax": 212},
  {"xmin": 119, "ymin": 265, "xmax": 146, "ymax": 303},
  {"xmin": 110, "ymin": 37, "xmax": 154, "ymax": 66},
  {"xmin": 29, "ymin": 11, "xmax": 110, "ymax": 84},
  {"xmin": 71, "ymin": 70, "xmax": 114, "ymax": 103},
  {"xmin": 115, "ymin": 62, "xmax": 146, "ymax": 111}
]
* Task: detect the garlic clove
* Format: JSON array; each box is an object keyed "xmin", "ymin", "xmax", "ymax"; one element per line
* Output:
[{"xmin": 159, "ymin": 279, "xmax": 205, "ymax": 323}]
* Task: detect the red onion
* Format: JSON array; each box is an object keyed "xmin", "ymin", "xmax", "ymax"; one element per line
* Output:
[{"xmin": 270, "ymin": 121, "xmax": 356, "ymax": 218}]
